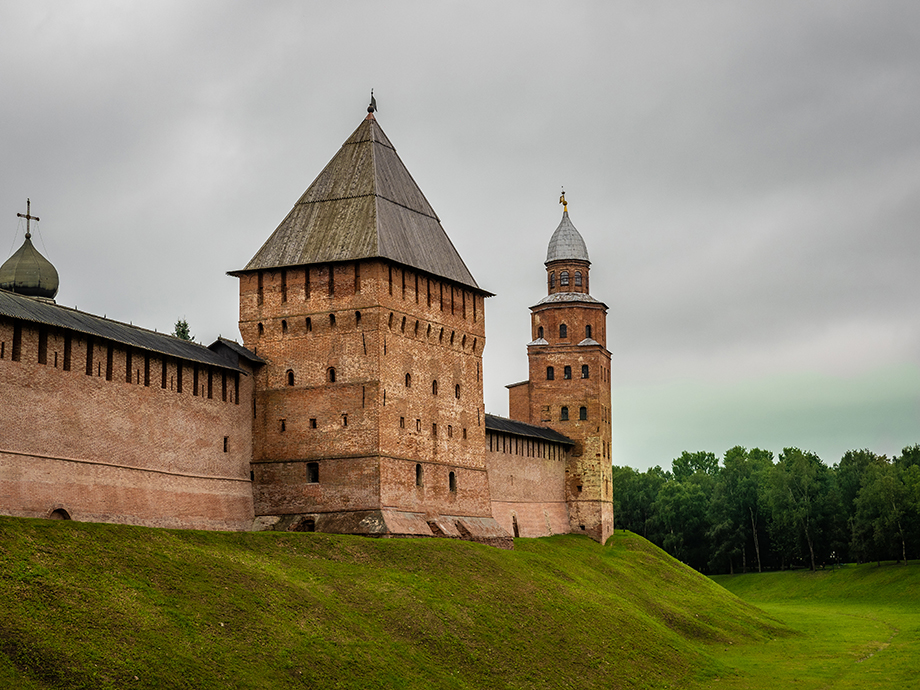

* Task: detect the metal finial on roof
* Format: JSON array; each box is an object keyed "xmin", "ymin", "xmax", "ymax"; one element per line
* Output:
[
  {"xmin": 368, "ymin": 89, "xmax": 377, "ymax": 114},
  {"xmin": 559, "ymin": 188, "xmax": 567, "ymax": 212},
  {"xmin": 16, "ymin": 198, "xmax": 39, "ymax": 239}
]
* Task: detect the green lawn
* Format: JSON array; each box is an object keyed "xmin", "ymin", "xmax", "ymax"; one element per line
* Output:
[
  {"xmin": 0, "ymin": 518, "xmax": 778, "ymax": 690},
  {"xmin": 706, "ymin": 563, "xmax": 920, "ymax": 688}
]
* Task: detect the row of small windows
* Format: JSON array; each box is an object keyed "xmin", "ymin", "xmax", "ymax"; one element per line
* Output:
[
  {"xmin": 1, "ymin": 324, "xmax": 239, "ymax": 403},
  {"xmin": 537, "ymin": 324, "xmax": 592, "ymax": 340},
  {"xmin": 415, "ymin": 464, "xmax": 458, "ymax": 492},
  {"xmin": 546, "ymin": 365, "xmax": 590, "ymax": 380},
  {"xmin": 256, "ymin": 312, "xmax": 478, "ymax": 353},
  {"xmin": 280, "ymin": 414, "xmax": 470, "ymax": 440},
  {"xmin": 559, "ymin": 406, "xmax": 589, "ymax": 421},
  {"xmin": 548, "ymin": 270, "xmax": 583, "ymax": 289},
  {"xmin": 255, "ymin": 265, "xmax": 480, "ymax": 324},
  {"xmin": 488, "ymin": 432, "xmax": 565, "ymax": 460}
]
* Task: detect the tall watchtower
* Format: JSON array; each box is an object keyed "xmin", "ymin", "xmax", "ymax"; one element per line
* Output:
[
  {"xmin": 231, "ymin": 104, "xmax": 508, "ymax": 546},
  {"xmin": 507, "ymin": 196, "xmax": 613, "ymax": 542}
]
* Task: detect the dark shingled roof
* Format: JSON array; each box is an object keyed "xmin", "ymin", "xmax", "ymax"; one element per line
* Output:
[
  {"xmin": 0, "ymin": 289, "xmax": 252, "ymax": 372},
  {"xmin": 485, "ymin": 413, "xmax": 574, "ymax": 445},
  {"xmin": 234, "ymin": 113, "xmax": 489, "ymax": 294}
]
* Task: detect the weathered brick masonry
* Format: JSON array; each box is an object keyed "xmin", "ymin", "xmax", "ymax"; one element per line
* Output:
[{"xmin": 0, "ymin": 306, "xmax": 255, "ymax": 530}]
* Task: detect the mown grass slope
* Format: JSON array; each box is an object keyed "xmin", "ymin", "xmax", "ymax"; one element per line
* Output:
[
  {"xmin": 0, "ymin": 518, "xmax": 784, "ymax": 689},
  {"xmin": 709, "ymin": 563, "xmax": 920, "ymax": 689}
]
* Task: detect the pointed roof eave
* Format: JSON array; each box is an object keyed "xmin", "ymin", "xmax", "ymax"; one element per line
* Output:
[{"xmin": 232, "ymin": 114, "xmax": 490, "ymax": 295}]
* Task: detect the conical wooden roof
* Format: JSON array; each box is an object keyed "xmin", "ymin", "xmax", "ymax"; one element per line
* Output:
[{"xmin": 237, "ymin": 113, "xmax": 484, "ymax": 292}]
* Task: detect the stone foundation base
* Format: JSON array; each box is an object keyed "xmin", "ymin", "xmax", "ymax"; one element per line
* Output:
[{"xmin": 253, "ymin": 509, "xmax": 513, "ymax": 549}]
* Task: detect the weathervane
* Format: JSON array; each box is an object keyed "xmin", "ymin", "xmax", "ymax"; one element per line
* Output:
[
  {"xmin": 559, "ymin": 188, "xmax": 567, "ymax": 212},
  {"xmin": 368, "ymin": 88, "xmax": 377, "ymax": 114},
  {"xmin": 17, "ymin": 198, "xmax": 39, "ymax": 239}
]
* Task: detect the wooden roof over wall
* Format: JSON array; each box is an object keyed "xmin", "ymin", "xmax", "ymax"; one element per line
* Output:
[{"xmin": 235, "ymin": 113, "xmax": 486, "ymax": 293}]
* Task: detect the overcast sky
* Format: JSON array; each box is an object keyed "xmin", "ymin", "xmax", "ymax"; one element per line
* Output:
[{"xmin": 2, "ymin": 1, "xmax": 918, "ymax": 471}]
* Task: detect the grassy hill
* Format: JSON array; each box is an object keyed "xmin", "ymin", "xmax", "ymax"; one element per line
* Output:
[
  {"xmin": 0, "ymin": 518, "xmax": 783, "ymax": 689},
  {"xmin": 711, "ymin": 563, "xmax": 920, "ymax": 689}
]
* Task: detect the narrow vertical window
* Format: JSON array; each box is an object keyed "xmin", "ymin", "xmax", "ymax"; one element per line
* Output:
[
  {"xmin": 432, "ymin": 423, "xmax": 437, "ymax": 437},
  {"xmin": 560, "ymin": 406, "xmax": 569, "ymax": 421},
  {"xmin": 574, "ymin": 271, "xmax": 582, "ymax": 287},
  {"xmin": 546, "ymin": 366, "xmax": 554, "ymax": 380},
  {"xmin": 177, "ymin": 362, "xmax": 183, "ymax": 392},
  {"xmin": 416, "ymin": 464, "xmax": 423, "ymax": 487},
  {"xmin": 354, "ymin": 262, "xmax": 361, "ymax": 293},
  {"xmin": 342, "ymin": 414, "xmax": 348, "ymax": 427},
  {"xmin": 63, "ymin": 334, "xmax": 72, "ymax": 371},
  {"xmin": 105, "ymin": 345, "xmax": 113, "ymax": 381},
  {"xmin": 449, "ymin": 471, "xmax": 456, "ymax": 492},
  {"xmin": 448, "ymin": 425, "xmax": 453, "ymax": 438},
  {"xmin": 12, "ymin": 325, "xmax": 22, "ymax": 362},
  {"xmin": 560, "ymin": 270, "xmax": 569, "ymax": 286},
  {"xmin": 193, "ymin": 364, "xmax": 199, "ymax": 396},
  {"xmin": 221, "ymin": 371, "xmax": 227, "ymax": 401},
  {"xmin": 234, "ymin": 372, "xmax": 239, "ymax": 404},
  {"xmin": 388, "ymin": 266, "xmax": 393, "ymax": 295},
  {"xmin": 327, "ymin": 367, "xmax": 336, "ymax": 383},
  {"xmin": 330, "ymin": 313, "xmax": 336, "ymax": 328},
  {"xmin": 306, "ymin": 317, "xmax": 312, "ymax": 332},
  {"xmin": 455, "ymin": 384, "xmax": 460, "ymax": 399},
  {"xmin": 282, "ymin": 319, "xmax": 288, "ymax": 334},
  {"xmin": 537, "ymin": 326, "xmax": 544, "ymax": 339},
  {"xmin": 432, "ymin": 380, "xmax": 438, "ymax": 395},
  {"xmin": 328, "ymin": 264, "xmax": 335, "ymax": 296},
  {"xmin": 585, "ymin": 324, "xmax": 592, "ymax": 338},
  {"xmin": 401, "ymin": 316, "xmax": 406, "ymax": 332},
  {"xmin": 560, "ymin": 324, "xmax": 567, "ymax": 339},
  {"xmin": 257, "ymin": 271, "xmax": 264, "ymax": 305},
  {"xmin": 258, "ymin": 322, "xmax": 264, "ymax": 337},
  {"xmin": 304, "ymin": 267, "xmax": 311, "ymax": 299},
  {"xmin": 405, "ymin": 373, "xmax": 411, "ymax": 387},
  {"xmin": 125, "ymin": 348, "xmax": 132, "ymax": 383},
  {"xmin": 37, "ymin": 328, "xmax": 48, "ymax": 365},
  {"xmin": 144, "ymin": 356, "xmax": 151, "ymax": 387},
  {"xmin": 355, "ymin": 311, "xmax": 362, "ymax": 327},
  {"xmin": 579, "ymin": 406, "xmax": 587, "ymax": 420},
  {"xmin": 287, "ymin": 369, "xmax": 295, "ymax": 386},
  {"xmin": 85, "ymin": 337, "xmax": 93, "ymax": 374},
  {"xmin": 281, "ymin": 269, "xmax": 288, "ymax": 302},
  {"xmin": 564, "ymin": 366, "xmax": 572, "ymax": 379},
  {"xmin": 223, "ymin": 436, "xmax": 229, "ymax": 452},
  {"xmin": 582, "ymin": 364, "xmax": 589, "ymax": 379},
  {"xmin": 415, "ymin": 274, "xmax": 419, "ymax": 303},
  {"xmin": 549, "ymin": 272, "xmax": 555, "ymax": 289},
  {"xmin": 307, "ymin": 462, "xmax": 319, "ymax": 483}
]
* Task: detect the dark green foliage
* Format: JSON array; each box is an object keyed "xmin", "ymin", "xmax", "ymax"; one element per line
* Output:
[
  {"xmin": 614, "ymin": 443, "xmax": 920, "ymax": 574},
  {"xmin": 172, "ymin": 318, "xmax": 193, "ymax": 341}
]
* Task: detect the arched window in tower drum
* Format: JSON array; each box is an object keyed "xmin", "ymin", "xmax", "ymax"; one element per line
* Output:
[
  {"xmin": 560, "ymin": 406, "xmax": 569, "ymax": 421},
  {"xmin": 585, "ymin": 324, "xmax": 592, "ymax": 338},
  {"xmin": 579, "ymin": 406, "xmax": 588, "ymax": 420},
  {"xmin": 560, "ymin": 323, "xmax": 568, "ymax": 339},
  {"xmin": 549, "ymin": 272, "xmax": 555, "ymax": 289},
  {"xmin": 537, "ymin": 326, "xmax": 544, "ymax": 339},
  {"xmin": 287, "ymin": 370, "xmax": 295, "ymax": 386},
  {"xmin": 574, "ymin": 271, "xmax": 582, "ymax": 287},
  {"xmin": 582, "ymin": 364, "xmax": 589, "ymax": 379},
  {"xmin": 546, "ymin": 366, "xmax": 554, "ymax": 380},
  {"xmin": 560, "ymin": 271, "xmax": 569, "ymax": 286},
  {"xmin": 327, "ymin": 367, "xmax": 336, "ymax": 383},
  {"xmin": 563, "ymin": 365, "xmax": 572, "ymax": 379}
]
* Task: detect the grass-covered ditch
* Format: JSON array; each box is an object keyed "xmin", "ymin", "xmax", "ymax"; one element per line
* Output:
[{"xmin": 0, "ymin": 517, "xmax": 782, "ymax": 689}]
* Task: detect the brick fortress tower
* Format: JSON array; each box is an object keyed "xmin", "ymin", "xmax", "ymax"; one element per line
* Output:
[
  {"xmin": 232, "ymin": 101, "xmax": 509, "ymax": 546},
  {"xmin": 506, "ymin": 194, "xmax": 614, "ymax": 543}
]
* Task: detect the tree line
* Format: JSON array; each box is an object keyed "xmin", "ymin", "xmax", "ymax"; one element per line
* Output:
[{"xmin": 612, "ymin": 444, "xmax": 920, "ymax": 574}]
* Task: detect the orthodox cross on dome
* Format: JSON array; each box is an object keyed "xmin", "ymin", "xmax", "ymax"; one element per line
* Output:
[
  {"xmin": 16, "ymin": 198, "xmax": 39, "ymax": 239},
  {"xmin": 368, "ymin": 88, "xmax": 377, "ymax": 114},
  {"xmin": 559, "ymin": 188, "xmax": 567, "ymax": 212}
]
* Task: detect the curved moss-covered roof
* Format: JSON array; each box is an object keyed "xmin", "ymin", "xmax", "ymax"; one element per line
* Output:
[{"xmin": 0, "ymin": 234, "xmax": 59, "ymax": 300}]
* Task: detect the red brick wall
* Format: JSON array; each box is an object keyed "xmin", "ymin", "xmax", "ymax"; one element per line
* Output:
[
  {"xmin": 241, "ymin": 259, "xmax": 495, "ymax": 523},
  {"xmin": 0, "ymin": 316, "xmax": 255, "ymax": 530}
]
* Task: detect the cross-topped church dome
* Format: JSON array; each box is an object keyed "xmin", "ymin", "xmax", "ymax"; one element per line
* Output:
[{"xmin": 0, "ymin": 201, "xmax": 59, "ymax": 301}]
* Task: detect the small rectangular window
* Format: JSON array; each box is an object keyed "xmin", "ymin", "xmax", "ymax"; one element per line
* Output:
[
  {"xmin": 310, "ymin": 418, "xmax": 317, "ymax": 428},
  {"xmin": 223, "ymin": 436, "xmax": 229, "ymax": 453},
  {"xmin": 432, "ymin": 423, "xmax": 437, "ymax": 437},
  {"xmin": 307, "ymin": 462, "xmax": 319, "ymax": 483},
  {"xmin": 400, "ymin": 417, "xmax": 405, "ymax": 428},
  {"xmin": 280, "ymin": 418, "xmax": 286, "ymax": 432},
  {"xmin": 416, "ymin": 418, "xmax": 421, "ymax": 431},
  {"xmin": 342, "ymin": 414, "xmax": 348, "ymax": 427}
]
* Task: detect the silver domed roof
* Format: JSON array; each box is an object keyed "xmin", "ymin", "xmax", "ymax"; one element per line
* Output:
[{"xmin": 545, "ymin": 211, "xmax": 589, "ymax": 264}]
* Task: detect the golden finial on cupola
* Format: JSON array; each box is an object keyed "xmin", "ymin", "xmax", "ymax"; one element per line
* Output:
[{"xmin": 559, "ymin": 188, "xmax": 567, "ymax": 212}]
